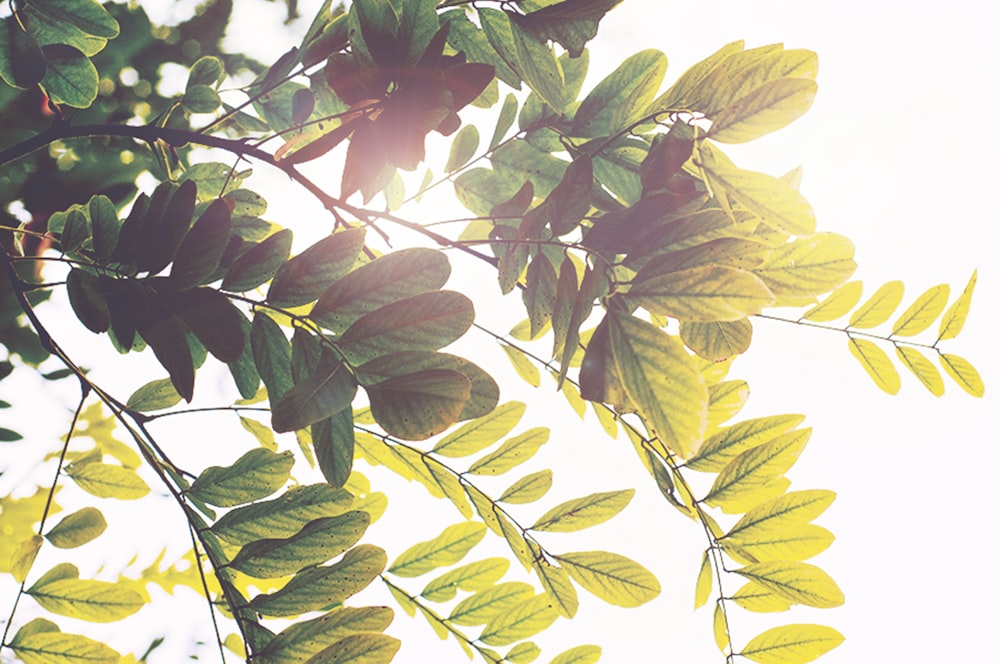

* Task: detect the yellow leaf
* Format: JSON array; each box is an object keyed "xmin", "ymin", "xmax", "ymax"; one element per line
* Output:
[
  {"xmin": 425, "ymin": 460, "xmax": 473, "ymax": 519},
  {"xmin": 10, "ymin": 629, "xmax": 121, "ymax": 664},
  {"xmin": 591, "ymin": 402, "xmax": 618, "ymax": 438},
  {"xmin": 938, "ymin": 270, "xmax": 977, "ymax": 341},
  {"xmin": 694, "ymin": 550, "xmax": 713, "ymax": 608},
  {"xmin": 688, "ymin": 414, "xmax": 805, "ymax": 472},
  {"xmin": 712, "ymin": 603, "xmax": 729, "ymax": 653},
  {"xmin": 11, "ymin": 535, "xmax": 43, "ymax": 583},
  {"xmin": 801, "ymin": 280, "xmax": 862, "ymax": 322},
  {"xmin": 480, "ymin": 594, "xmax": 558, "ymax": 646},
  {"xmin": 680, "ymin": 319, "xmax": 753, "ymax": 361},
  {"xmin": 64, "ymin": 462, "xmax": 150, "ymax": 500},
  {"xmin": 727, "ymin": 490, "xmax": 836, "ymax": 540},
  {"xmin": 848, "ymin": 281, "xmax": 904, "ymax": 329},
  {"xmin": 740, "ymin": 624, "xmax": 844, "ymax": 664},
  {"xmin": 696, "ymin": 141, "xmax": 815, "ymax": 235},
  {"xmin": 506, "ymin": 641, "xmax": 541, "ymax": 664},
  {"xmin": 549, "ymin": 645, "xmax": 602, "ymax": 664},
  {"xmin": 700, "ymin": 47, "xmax": 819, "ymax": 114},
  {"xmin": 388, "ymin": 522, "xmax": 486, "ymax": 578},
  {"xmin": 498, "ymin": 512, "xmax": 534, "ymax": 570},
  {"xmin": 464, "ymin": 483, "xmax": 503, "ymax": 536},
  {"xmin": 723, "ymin": 523, "xmax": 834, "ymax": 562},
  {"xmin": 531, "ymin": 489, "xmax": 634, "ymax": 533},
  {"xmin": 432, "ymin": 401, "xmax": 526, "ymax": 458},
  {"xmin": 730, "ymin": 581, "xmax": 793, "ymax": 613},
  {"xmin": 716, "ymin": 477, "xmax": 791, "ymax": 515},
  {"xmin": 223, "ymin": 634, "xmax": 246, "ymax": 659},
  {"xmin": 753, "ymin": 233, "xmax": 856, "ymax": 305},
  {"xmin": 499, "ymin": 470, "xmax": 553, "ymax": 505},
  {"xmin": 239, "ymin": 415, "xmax": 276, "ymax": 450},
  {"xmin": 421, "ymin": 558, "xmax": 509, "ymax": 602},
  {"xmin": 707, "ymin": 379, "xmax": 749, "ymax": 428},
  {"xmin": 626, "ymin": 265, "xmax": 775, "ymax": 322},
  {"xmin": 559, "ymin": 376, "xmax": 587, "ymax": 418},
  {"xmin": 556, "ymin": 550, "xmax": 661, "ymax": 607},
  {"xmin": 848, "ymin": 338, "xmax": 900, "ymax": 394},
  {"xmin": 709, "ymin": 78, "xmax": 817, "ymax": 143},
  {"xmin": 648, "ymin": 40, "xmax": 745, "ymax": 113},
  {"xmin": 891, "ymin": 284, "xmax": 949, "ymax": 336},
  {"xmin": 533, "ymin": 554, "xmax": 578, "ymax": 619},
  {"xmin": 703, "ymin": 430, "xmax": 810, "ymax": 509},
  {"xmin": 27, "ymin": 564, "xmax": 145, "ymax": 622},
  {"xmin": 501, "ymin": 344, "xmax": 541, "ymax": 387},
  {"xmin": 939, "ymin": 353, "xmax": 985, "ymax": 397},
  {"xmin": 895, "ymin": 346, "xmax": 944, "ymax": 397},
  {"xmin": 734, "ymin": 561, "xmax": 844, "ymax": 608}
]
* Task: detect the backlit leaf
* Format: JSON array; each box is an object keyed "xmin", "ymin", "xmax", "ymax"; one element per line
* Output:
[
  {"xmin": 366, "ymin": 368, "xmax": 472, "ymax": 440},
  {"xmin": 502, "ymin": 344, "xmax": 541, "ymax": 387},
  {"xmin": 421, "ymin": 558, "xmax": 509, "ymax": 602},
  {"xmin": 891, "ymin": 284, "xmax": 949, "ymax": 336},
  {"xmin": 11, "ymin": 536, "xmax": 42, "ymax": 583},
  {"xmin": 694, "ymin": 550, "xmax": 713, "ymax": 608},
  {"xmin": 468, "ymin": 427, "xmax": 549, "ymax": 476},
  {"xmin": 895, "ymin": 346, "xmax": 944, "ymax": 396},
  {"xmin": 703, "ymin": 429, "xmax": 811, "ymax": 509},
  {"xmin": 301, "ymin": 633, "xmax": 400, "ymax": 664},
  {"xmin": 449, "ymin": 582, "xmax": 534, "ymax": 626},
  {"xmin": 0, "ymin": 17, "xmax": 46, "ymax": 88},
  {"xmin": 531, "ymin": 489, "xmax": 633, "ymax": 533},
  {"xmin": 258, "ymin": 606, "xmax": 394, "ymax": 664},
  {"xmin": 939, "ymin": 353, "xmax": 984, "ymax": 397},
  {"xmin": 627, "ymin": 265, "xmax": 774, "ymax": 322},
  {"xmin": 212, "ymin": 484, "xmax": 354, "ymax": 546},
  {"xmin": 313, "ymin": 410, "xmax": 355, "ymax": 488},
  {"xmin": 730, "ymin": 581, "xmax": 793, "ymax": 613},
  {"xmin": 229, "ymin": 511, "xmax": 370, "ymax": 578},
  {"xmin": 740, "ymin": 624, "xmax": 844, "ymax": 664},
  {"xmin": 734, "ymin": 561, "xmax": 844, "ymax": 608},
  {"xmin": 938, "ymin": 270, "xmax": 976, "ymax": 341},
  {"xmin": 499, "ymin": 470, "xmax": 553, "ymax": 505},
  {"xmin": 126, "ymin": 378, "xmax": 182, "ymax": 412},
  {"xmin": 65, "ymin": 462, "xmax": 150, "ymax": 500},
  {"xmin": 251, "ymin": 312, "xmax": 293, "ymax": 402},
  {"xmin": 446, "ymin": 124, "xmax": 480, "ymax": 172},
  {"xmin": 490, "ymin": 93, "xmax": 519, "ymax": 149},
  {"xmin": 40, "ymin": 44, "xmax": 98, "ymax": 108},
  {"xmin": 801, "ymin": 281, "xmax": 862, "ymax": 322},
  {"xmin": 848, "ymin": 338, "xmax": 900, "ymax": 394},
  {"xmin": 271, "ymin": 349, "xmax": 358, "ymax": 433},
  {"xmin": 27, "ymin": 564, "xmax": 144, "ymax": 622},
  {"xmin": 680, "ymin": 319, "xmax": 753, "ymax": 361},
  {"xmin": 432, "ymin": 401, "xmax": 525, "ymax": 458},
  {"xmin": 480, "ymin": 594, "xmax": 559, "ymax": 646},
  {"xmin": 188, "ymin": 448, "xmax": 293, "ymax": 507},
  {"xmin": 753, "ymin": 233, "xmax": 856, "ymax": 304},
  {"xmin": 727, "ymin": 490, "xmax": 836, "ymax": 541},
  {"xmin": 222, "ymin": 228, "xmax": 294, "ymax": 292},
  {"xmin": 10, "ymin": 628, "xmax": 121, "ymax": 664},
  {"xmin": 724, "ymin": 523, "xmax": 834, "ymax": 562},
  {"xmin": 549, "ymin": 645, "xmax": 602, "ymax": 664},
  {"xmin": 707, "ymin": 379, "xmax": 749, "ymax": 428},
  {"xmin": 480, "ymin": 8, "xmax": 565, "ymax": 112},
  {"xmin": 848, "ymin": 281, "xmax": 904, "ymax": 329},
  {"xmin": 389, "ymin": 522, "xmax": 486, "ymax": 578},
  {"xmin": 713, "ymin": 603, "xmax": 729, "ymax": 653},
  {"xmin": 45, "ymin": 507, "xmax": 106, "ymax": 549},
  {"xmin": 267, "ymin": 229, "xmax": 366, "ymax": 308},
  {"xmin": 556, "ymin": 550, "xmax": 660, "ymax": 607},
  {"xmin": 572, "ymin": 49, "xmax": 666, "ymax": 138},
  {"xmin": 708, "ymin": 78, "xmax": 817, "ymax": 143},
  {"xmin": 168, "ymin": 199, "xmax": 232, "ymax": 291}
]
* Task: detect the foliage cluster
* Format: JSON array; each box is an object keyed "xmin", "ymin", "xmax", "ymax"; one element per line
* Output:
[{"xmin": 0, "ymin": 1, "xmax": 982, "ymax": 663}]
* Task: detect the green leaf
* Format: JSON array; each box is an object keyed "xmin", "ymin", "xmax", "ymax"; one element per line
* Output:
[
  {"xmin": 694, "ymin": 550, "xmax": 713, "ymax": 608},
  {"xmin": 752, "ymin": 233, "xmax": 856, "ymax": 305},
  {"xmin": 421, "ymin": 558, "xmax": 510, "ymax": 602},
  {"xmin": 549, "ymin": 645, "xmax": 602, "ymax": 664},
  {"xmin": 10, "ymin": 628, "xmax": 121, "ymax": 664},
  {"xmin": 0, "ymin": 17, "xmax": 46, "ymax": 88},
  {"xmin": 301, "ymin": 633, "xmax": 400, "ymax": 664},
  {"xmin": 388, "ymin": 522, "xmax": 486, "ymax": 577},
  {"xmin": 740, "ymin": 624, "xmax": 844, "ymax": 664},
  {"xmin": 680, "ymin": 319, "xmax": 753, "ymax": 361},
  {"xmin": 365, "ymin": 368, "xmax": 472, "ymax": 440},
  {"xmin": 27, "ymin": 564, "xmax": 144, "ymax": 622},
  {"xmin": 228, "ymin": 311, "xmax": 261, "ymax": 399},
  {"xmin": 499, "ymin": 470, "xmax": 553, "ymax": 505},
  {"xmin": 229, "ymin": 511, "xmax": 370, "ymax": 578},
  {"xmin": 313, "ymin": 410, "xmax": 354, "ymax": 488},
  {"xmin": 24, "ymin": 0, "xmax": 120, "ymax": 40},
  {"xmin": 431, "ymin": 401, "xmax": 526, "ymax": 458},
  {"xmin": 267, "ymin": 229, "xmax": 366, "ymax": 308},
  {"xmin": 168, "ymin": 199, "xmax": 232, "ymax": 290},
  {"xmin": 212, "ymin": 483, "xmax": 354, "ymax": 546},
  {"xmin": 60, "ymin": 208, "xmax": 88, "ymax": 254},
  {"xmin": 479, "ymin": 8, "xmax": 565, "ymax": 112},
  {"xmin": 627, "ymin": 265, "xmax": 774, "ymax": 322},
  {"xmin": 188, "ymin": 55, "xmax": 224, "ymax": 88},
  {"xmin": 848, "ymin": 281, "xmax": 904, "ymax": 329},
  {"xmin": 66, "ymin": 269, "xmax": 109, "ymax": 333},
  {"xmin": 258, "ymin": 606, "xmax": 394, "ymax": 664},
  {"xmin": 939, "ymin": 353, "xmax": 985, "ymax": 397},
  {"xmin": 572, "ymin": 49, "xmax": 666, "ymax": 138},
  {"xmin": 45, "ymin": 507, "xmax": 106, "ymax": 549},
  {"xmin": 240, "ymin": 415, "xmax": 276, "ymax": 450},
  {"xmin": 555, "ymin": 550, "xmax": 661, "ymax": 607},
  {"xmin": 703, "ymin": 429, "xmax": 811, "ymax": 509},
  {"xmin": 531, "ymin": 489, "xmax": 633, "ymax": 533},
  {"xmin": 250, "ymin": 544, "xmax": 386, "ymax": 617},
  {"xmin": 170, "ymin": 288, "xmax": 246, "ymax": 363},
  {"xmin": 801, "ymin": 281, "xmax": 863, "ymax": 322},
  {"xmin": 311, "ymin": 247, "xmax": 449, "ymax": 333},
  {"xmin": 734, "ymin": 561, "xmax": 844, "ymax": 608},
  {"xmin": 445, "ymin": 124, "xmax": 480, "ymax": 172},
  {"xmin": 64, "ymin": 462, "xmax": 150, "ymax": 500},
  {"xmin": 187, "ymin": 448, "xmax": 294, "ymax": 507},
  {"xmin": 0, "ymin": 427, "xmax": 23, "ymax": 442},
  {"xmin": 182, "ymin": 84, "xmax": 221, "ymax": 113},
  {"xmin": 480, "ymin": 594, "xmax": 559, "ymax": 646},
  {"xmin": 335, "ymin": 291, "xmax": 474, "ymax": 365},
  {"xmin": 467, "ymin": 427, "xmax": 549, "ymax": 476},
  {"xmin": 251, "ymin": 312, "xmax": 293, "ymax": 402},
  {"xmin": 222, "ymin": 229, "xmax": 294, "ymax": 292},
  {"xmin": 608, "ymin": 310, "xmax": 707, "ymax": 459},
  {"xmin": 271, "ymin": 349, "xmax": 358, "ymax": 433},
  {"xmin": 938, "ymin": 270, "xmax": 976, "ymax": 341},
  {"xmin": 448, "ymin": 581, "xmax": 534, "ymax": 626},
  {"xmin": 891, "ymin": 284, "xmax": 950, "ymax": 336},
  {"xmin": 708, "ymin": 78, "xmax": 817, "ymax": 143},
  {"xmin": 895, "ymin": 346, "xmax": 945, "ymax": 396},
  {"xmin": 847, "ymin": 338, "xmax": 900, "ymax": 395},
  {"xmin": 490, "ymin": 93, "xmax": 519, "ymax": 149},
  {"xmin": 40, "ymin": 44, "xmax": 98, "ymax": 108}
]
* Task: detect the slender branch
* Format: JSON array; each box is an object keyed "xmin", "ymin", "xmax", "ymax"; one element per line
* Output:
[{"xmin": 756, "ymin": 313, "xmax": 940, "ymax": 350}]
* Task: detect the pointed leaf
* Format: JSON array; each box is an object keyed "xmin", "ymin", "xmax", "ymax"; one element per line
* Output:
[
  {"xmin": 421, "ymin": 558, "xmax": 510, "ymax": 602},
  {"xmin": 251, "ymin": 312, "xmax": 293, "ymax": 402},
  {"xmin": 445, "ymin": 124, "xmax": 480, "ymax": 172},
  {"xmin": 10, "ymin": 630, "xmax": 121, "ymax": 664},
  {"xmin": 467, "ymin": 427, "xmax": 549, "ymax": 476},
  {"xmin": 727, "ymin": 490, "xmax": 836, "ymax": 540},
  {"xmin": 801, "ymin": 281, "xmax": 863, "ymax": 322},
  {"xmin": 479, "ymin": 8, "xmax": 565, "ymax": 112},
  {"xmin": 389, "ymin": 523, "xmax": 486, "ymax": 578},
  {"xmin": 448, "ymin": 582, "xmax": 534, "ymax": 627},
  {"xmin": 499, "ymin": 470, "xmax": 553, "ymax": 505},
  {"xmin": 549, "ymin": 645, "xmax": 602, "ymax": 664},
  {"xmin": 709, "ymin": 78, "xmax": 817, "ymax": 143},
  {"xmin": 703, "ymin": 429, "xmax": 810, "ymax": 509},
  {"xmin": 222, "ymin": 229, "xmax": 294, "ymax": 292},
  {"xmin": 556, "ymin": 550, "xmax": 660, "ymax": 607},
  {"xmin": 480, "ymin": 594, "xmax": 559, "ymax": 646},
  {"xmin": 188, "ymin": 448, "xmax": 294, "ymax": 507},
  {"xmin": 302, "ymin": 633, "xmax": 400, "ymax": 664},
  {"xmin": 688, "ymin": 414, "xmax": 805, "ymax": 472},
  {"xmin": 731, "ymin": 581, "xmax": 793, "ymax": 613},
  {"xmin": 572, "ymin": 49, "xmax": 666, "ymax": 138},
  {"xmin": 271, "ymin": 350, "xmax": 358, "ymax": 433},
  {"xmin": 628, "ymin": 265, "xmax": 774, "ymax": 322},
  {"xmin": 895, "ymin": 346, "xmax": 944, "ymax": 396},
  {"xmin": 313, "ymin": 410, "xmax": 354, "ymax": 488},
  {"xmin": 938, "ymin": 270, "xmax": 977, "ymax": 341},
  {"xmin": 258, "ymin": 606, "xmax": 394, "ymax": 664},
  {"xmin": 126, "ymin": 378, "xmax": 182, "ymax": 412},
  {"xmin": 432, "ymin": 401, "xmax": 525, "ymax": 458},
  {"xmin": 753, "ymin": 233, "xmax": 856, "ymax": 304},
  {"xmin": 532, "ymin": 556, "xmax": 578, "ymax": 619},
  {"xmin": 168, "ymin": 199, "xmax": 232, "ymax": 290},
  {"xmin": 694, "ymin": 550, "xmax": 713, "ymax": 608},
  {"xmin": 531, "ymin": 489, "xmax": 633, "ymax": 533},
  {"xmin": 65, "ymin": 463, "xmax": 150, "ymax": 500},
  {"xmin": 891, "ymin": 284, "xmax": 949, "ymax": 336},
  {"xmin": 501, "ymin": 344, "xmax": 541, "ymax": 387},
  {"xmin": 734, "ymin": 562, "xmax": 844, "ymax": 608},
  {"xmin": 212, "ymin": 483, "xmax": 354, "ymax": 546},
  {"xmin": 939, "ymin": 353, "xmax": 984, "ymax": 397},
  {"xmin": 848, "ymin": 281, "xmax": 904, "ymax": 329},
  {"xmin": 848, "ymin": 338, "xmax": 900, "ymax": 394},
  {"xmin": 27, "ymin": 567, "xmax": 144, "ymax": 622},
  {"xmin": 740, "ymin": 624, "xmax": 844, "ymax": 664}
]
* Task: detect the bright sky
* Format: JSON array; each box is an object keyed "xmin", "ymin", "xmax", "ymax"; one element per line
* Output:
[{"xmin": 2, "ymin": 2, "xmax": 996, "ymax": 663}]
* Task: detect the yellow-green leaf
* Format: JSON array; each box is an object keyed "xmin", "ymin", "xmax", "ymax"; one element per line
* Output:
[
  {"xmin": 801, "ymin": 281, "xmax": 862, "ymax": 322},
  {"xmin": 549, "ymin": 645, "xmax": 601, "ymax": 664},
  {"xmin": 258, "ymin": 606, "xmax": 394, "ymax": 664},
  {"xmin": 608, "ymin": 310, "xmax": 707, "ymax": 459},
  {"xmin": 532, "ymin": 556, "xmax": 578, "ymax": 619},
  {"xmin": 740, "ymin": 624, "xmax": 844, "ymax": 664},
  {"xmin": 388, "ymin": 522, "xmax": 486, "ymax": 577},
  {"xmin": 848, "ymin": 338, "xmax": 900, "ymax": 394},
  {"xmin": 501, "ymin": 344, "xmax": 541, "ymax": 387},
  {"xmin": 425, "ymin": 459, "xmax": 474, "ymax": 519},
  {"xmin": 240, "ymin": 415, "xmax": 277, "ymax": 450},
  {"xmin": 703, "ymin": 429, "xmax": 810, "ymax": 510},
  {"xmin": 125, "ymin": 378, "xmax": 181, "ymax": 412},
  {"xmin": 627, "ymin": 265, "xmax": 774, "ymax": 322},
  {"xmin": 499, "ymin": 470, "xmax": 553, "ymax": 505},
  {"xmin": 555, "ymin": 550, "xmax": 661, "ymax": 607},
  {"xmin": 448, "ymin": 581, "xmax": 534, "ymax": 626},
  {"xmin": 464, "ymin": 483, "xmax": 503, "ymax": 536},
  {"xmin": 45, "ymin": 507, "xmax": 106, "ymax": 549},
  {"xmin": 27, "ymin": 564, "xmax": 145, "ymax": 622},
  {"xmin": 300, "ymin": 632, "xmax": 400, "ymax": 664},
  {"xmin": 939, "ymin": 353, "xmax": 985, "ymax": 397},
  {"xmin": 11, "ymin": 535, "xmax": 43, "ymax": 583},
  {"xmin": 467, "ymin": 427, "xmax": 549, "ymax": 476},
  {"xmin": 753, "ymin": 233, "xmax": 856, "ymax": 305},
  {"xmin": 680, "ymin": 319, "xmax": 752, "ymax": 361},
  {"xmin": 708, "ymin": 379, "xmax": 749, "ymax": 429},
  {"xmin": 530, "ymin": 489, "xmax": 634, "ymax": 533},
  {"xmin": 421, "ymin": 558, "xmax": 509, "ymax": 602},
  {"xmin": 694, "ymin": 550, "xmax": 713, "ymax": 608},
  {"xmin": 211, "ymin": 483, "xmax": 354, "ymax": 546},
  {"xmin": 445, "ymin": 125, "xmax": 480, "ymax": 173},
  {"xmin": 11, "ymin": 629, "xmax": 121, "ymax": 664},
  {"xmin": 734, "ymin": 561, "xmax": 844, "ymax": 608},
  {"xmin": 432, "ymin": 401, "xmax": 526, "ymax": 458},
  {"xmin": 848, "ymin": 281, "xmax": 904, "ymax": 329},
  {"xmin": 713, "ymin": 603, "xmax": 729, "ymax": 653},
  {"xmin": 709, "ymin": 78, "xmax": 817, "ymax": 143},
  {"xmin": 506, "ymin": 641, "xmax": 541, "ymax": 664},
  {"xmin": 188, "ymin": 449, "xmax": 293, "ymax": 507},
  {"xmin": 895, "ymin": 346, "xmax": 944, "ymax": 396},
  {"xmin": 498, "ymin": 512, "xmax": 534, "ymax": 570},
  {"xmin": 938, "ymin": 270, "xmax": 977, "ymax": 341},
  {"xmin": 480, "ymin": 594, "xmax": 558, "ymax": 646},
  {"xmin": 64, "ymin": 462, "xmax": 150, "ymax": 500},
  {"xmin": 892, "ymin": 284, "xmax": 949, "ymax": 336}
]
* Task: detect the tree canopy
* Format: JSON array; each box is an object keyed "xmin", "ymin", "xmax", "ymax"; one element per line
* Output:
[{"xmin": 0, "ymin": 1, "xmax": 984, "ymax": 663}]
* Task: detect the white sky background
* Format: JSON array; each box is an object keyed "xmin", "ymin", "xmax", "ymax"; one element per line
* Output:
[{"xmin": 2, "ymin": 1, "xmax": 998, "ymax": 663}]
